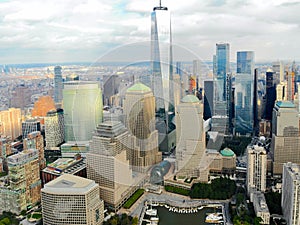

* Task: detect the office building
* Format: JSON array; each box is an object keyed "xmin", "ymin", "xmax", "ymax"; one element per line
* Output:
[
  {"xmin": 282, "ymin": 162, "xmax": 300, "ymax": 225},
  {"xmin": 41, "ymin": 174, "xmax": 104, "ymax": 225},
  {"xmin": 247, "ymin": 145, "xmax": 267, "ymax": 194},
  {"xmin": 252, "ymin": 192, "xmax": 270, "ymax": 225},
  {"xmin": 22, "ymin": 119, "xmax": 41, "ymax": 139},
  {"xmin": 7, "ymin": 149, "xmax": 41, "ymax": 211},
  {"xmin": 176, "ymin": 95, "xmax": 206, "ymax": 177},
  {"xmin": 271, "ymin": 101, "xmax": 300, "ymax": 175},
  {"xmin": 42, "ymin": 154, "xmax": 86, "ymax": 185},
  {"xmin": 215, "ymin": 43, "xmax": 230, "ymax": 102},
  {"xmin": 31, "ymin": 95, "xmax": 56, "ymax": 118},
  {"xmin": 265, "ymin": 69, "xmax": 276, "ymax": 120},
  {"xmin": 212, "ymin": 43, "xmax": 230, "ymax": 134},
  {"xmin": 235, "ymin": 51, "xmax": 254, "ymax": 135},
  {"xmin": 45, "ymin": 109, "xmax": 64, "ymax": 148},
  {"xmin": 0, "ymin": 108, "xmax": 22, "ymax": 140},
  {"xmin": 272, "ymin": 61, "xmax": 284, "ymax": 83},
  {"xmin": 204, "ymin": 80, "xmax": 214, "ymax": 120},
  {"xmin": 206, "ymin": 148, "xmax": 236, "ymax": 175},
  {"xmin": 103, "ymin": 74, "xmax": 120, "ymax": 107},
  {"xmin": 287, "ymin": 71, "xmax": 295, "ymax": 101},
  {"xmin": 151, "ymin": 1, "xmax": 173, "ymax": 112},
  {"xmin": 54, "ymin": 66, "xmax": 63, "ymax": 103},
  {"xmin": 63, "ymin": 81, "xmax": 103, "ymax": 142},
  {"xmin": 23, "ymin": 131, "xmax": 46, "ymax": 169},
  {"xmin": 276, "ymin": 82, "xmax": 285, "ymax": 101},
  {"xmin": 123, "ymin": 83, "xmax": 162, "ymax": 171},
  {"xmin": 87, "ymin": 121, "xmax": 145, "ymax": 211}
]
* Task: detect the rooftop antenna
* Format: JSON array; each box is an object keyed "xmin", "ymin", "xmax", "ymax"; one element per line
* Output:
[{"xmin": 154, "ymin": 0, "xmax": 167, "ymax": 11}]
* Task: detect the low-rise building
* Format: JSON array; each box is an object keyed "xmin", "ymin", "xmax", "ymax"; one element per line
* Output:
[
  {"xmin": 41, "ymin": 154, "xmax": 86, "ymax": 185},
  {"xmin": 252, "ymin": 191, "xmax": 270, "ymax": 225}
]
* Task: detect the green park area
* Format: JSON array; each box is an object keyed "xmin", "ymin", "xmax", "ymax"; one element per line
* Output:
[
  {"xmin": 165, "ymin": 177, "xmax": 236, "ymax": 200},
  {"xmin": 123, "ymin": 189, "xmax": 144, "ymax": 209}
]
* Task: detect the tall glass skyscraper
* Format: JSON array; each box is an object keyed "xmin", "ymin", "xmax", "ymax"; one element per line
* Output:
[
  {"xmin": 63, "ymin": 81, "xmax": 103, "ymax": 142},
  {"xmin": 212, "ymin": 43, "xmax": 230, "ymax": 134},
  {"xmin": 151, "ymin": 1, "xmax": 173, "ymax": 113},
  {"xmin": 235, "ymin": 51, "xmax": 254, "ymax": 135},
  {"xmin": 215, "ymin": 43, "xmax": 230, "ymax": 102},
  {"xmin": 54, "ymin": 66, "xmax": 63, "ymax": 103}
]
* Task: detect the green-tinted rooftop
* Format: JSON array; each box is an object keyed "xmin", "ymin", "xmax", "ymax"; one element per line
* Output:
[
  {"xmin": 276, "ymin": 101, "xmax": 295, "ymax": 108},
  {"xmin": 220, "ymin": 148, "xmax": 235, "ymax": 157},
  {"xmin": 126, "ymin": 82, "xmax": 151, "ymax": 93},
  {"xmin": 181, "ymin": 95, "xmax": 200, "ymax": 103}
]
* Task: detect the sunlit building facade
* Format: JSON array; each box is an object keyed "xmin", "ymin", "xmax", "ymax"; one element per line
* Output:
[
  {"xmin": 63, "ymin": 81, "xmax": 103, "ymax": 142},
  {"xmin": 0, "ymin": 108, "xmax": 22, "ymax": 140},
  {"xmin": 41, "ymin": 174, "xmax": 104, "ymax": 225}
]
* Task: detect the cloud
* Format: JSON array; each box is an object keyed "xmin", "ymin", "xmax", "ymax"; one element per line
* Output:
[{"xmin": 0, "ymin": 0, "xmax": 299, "ymax": 63}]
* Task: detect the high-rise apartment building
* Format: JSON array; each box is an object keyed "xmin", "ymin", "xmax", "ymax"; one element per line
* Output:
[
  {"xmin": 22, "ymin": 119, "xmax": 41, "ymax": 139},
  {"xmin": 23, "ymin": 131, "xmax": 46, "ymax": 170},
  {"xmin": 246, "ymin": 145, "xmax": 267, "ymax": 194},
  {"xmin": 271, "ymin": 101, "xmax": 300, "ymax": 175},
  {"xmin": 45, "ymin": 109, "xmax": 64, "ymax": 148},
  {"xmin": 7, "ymin": 149, "xmax": 41, "ymax": 211},
  {"xmin": 0, "ymin": 108, "xmax": 22, "ymax": 140},
  {"xmin": 54, "ymin": 66, "xmax": 63, "ymax": 103},
  {"xmin": 282, "ymin": 162, "xmax": 300, "ymax": 225},
  {"xmin": 235, "ymin": 51, "xmax": 255, "ymax": 135},
  {"xmin": 123, "ymin": 83, "xmax": 162, "ymax": 171},
  {"xmin": 41, "ymin": 174, "xmax": 104, "ymax": 225},
  {"xmin": 151, "ymin": 1, "xmax": 173, "ymax": 113},
  {"xmin": 86, "ymin": 121, "xmax": 137, "ymax": 211},
  {"xmin": 176, "ymin": 95, "xmax": 206, "ymax": 177},
  {"xmin": 63, "ymin": 81, "xmax": 103, "ymax": 142}
]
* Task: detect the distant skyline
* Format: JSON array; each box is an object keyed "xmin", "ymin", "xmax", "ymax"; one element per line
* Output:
[{"xmin": 1, "ymin": 0, "xmax": 300, "ymax": 64}]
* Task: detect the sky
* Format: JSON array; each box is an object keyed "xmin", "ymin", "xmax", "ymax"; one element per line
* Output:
[{"xmin": 1, "ymin": 0, "xmax": 300, "ymax": 64}]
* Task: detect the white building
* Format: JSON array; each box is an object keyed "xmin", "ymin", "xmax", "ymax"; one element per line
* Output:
[
  {"xmin": 41, "ymin": 174, "xmax": 104, "ymax": 225},
  {"xmin": 175, "ymin": 95, "xmax": 206, "ymax": 177},
  {"xmin": 282, "ymin": 162, "xmax": 300, "ymax": 225},
  {"xmin": 247, "ymin": 145, "xmax": 267, "ymax": 194},
  {"xmin": 252, "ymin": 192, "xmax": 270, "ymax": 225}
]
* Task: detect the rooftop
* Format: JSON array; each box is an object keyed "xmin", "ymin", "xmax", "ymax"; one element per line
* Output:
[
  {"xmin": 43, "ymin": 174, "xmax": 97, "ymax": 194},
  {"xmin": 43, "ymin": 157, "xmax": 85, "ymax": 175},
  {"xmin": 181, "ymin": 95, "xmax": 200, "ymax": 103},
  {"xmin": 276, "ymin": 101, "xmax": 295, "ymax": 108},
  {"xmin": 126, "ymin": 82, "xmax": 151, "ymax": 93},
  {"xmin": 220, "ymin": 148, "xmax": 235, "ymax": 157}
]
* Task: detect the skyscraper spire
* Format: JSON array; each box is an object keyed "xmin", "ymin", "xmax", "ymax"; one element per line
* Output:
[{"xmin": 154, "ymin": 0, "xmax": 167, "ymax": 11}]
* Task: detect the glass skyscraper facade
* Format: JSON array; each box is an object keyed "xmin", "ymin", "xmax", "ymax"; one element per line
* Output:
[
  {"xmin": 151, "ymin": 3, "xmax": 173, "ymax": 113},
  {"xmin": 215, "ymin": 43, "xmax": 230, "ymax": 102},
  {"xmin": 63, "ymin": 81, "xmax": 103, "ymax": 142},
  {"xmin": 235, "ymin": 51, "xmax": 254, "ymax": 135},
  {"xmin": 212, "ymin": 43, "xmax": 230, "ymax": 134}
]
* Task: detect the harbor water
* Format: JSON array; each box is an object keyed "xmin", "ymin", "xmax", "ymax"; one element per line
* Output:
[{"xmin": 142, "ymin": 206, "xmax": 223, "ymax": 225}]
